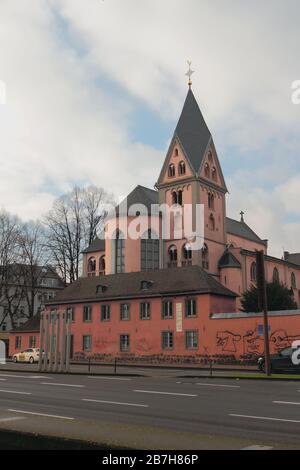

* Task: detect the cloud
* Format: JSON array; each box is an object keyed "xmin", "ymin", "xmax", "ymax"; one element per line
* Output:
[{"xmin": 0, "ymin": 0, "xmax": 299, "ymax": 256}]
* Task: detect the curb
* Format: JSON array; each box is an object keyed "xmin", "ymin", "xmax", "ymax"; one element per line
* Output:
[{"xmin": 177, "ymin": 374, "xmax": 300, "ymax": 381}]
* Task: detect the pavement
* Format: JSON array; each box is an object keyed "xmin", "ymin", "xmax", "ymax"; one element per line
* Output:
[{"xmin": 0, "ymin": 369, "xmax": 300, "ymax": 449}]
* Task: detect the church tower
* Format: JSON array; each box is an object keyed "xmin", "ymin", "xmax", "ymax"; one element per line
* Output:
[{"xmin": 156, "ymin": 80, "xmax": 228, "ymax": 276}]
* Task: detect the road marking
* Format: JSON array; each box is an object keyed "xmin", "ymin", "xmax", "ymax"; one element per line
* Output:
[
  {"xmin": 82, "ymin": 398, "xmax": 148, "ymax": 408},
  {"xmin": 241, "ymin": 445, "xmax": 273, "ymax": 450},
  {"xmin": 0, "ymin": 374, "xmax": 52, "ymax": 380},
  {"xmin": 230, "ymin": 413, "xmax": 300, "ymax": 424},
  {"xmin": 134, "ymin": 389, "xmax": 197, "ymax": 397},
  {"xmin": 273, "ymin": 401, "xmax": 300, "ymax": 406},
  {"xmin": 0, "ymin": 416, "xmax": 26, "ymax": 423},
  {"xmin": 88, "ymin": 376, "xmax": 131, "ymax": 381},
  {"xmin": 40, "ymin": 382, "xmax": 85, "ymax": 388},
  {"xmin": 8, "ymin": 409, "xmax": 74, "ymax": 420},
  {"xmin": 0, "ymin": 389, "xmax": 31, "ymax": 395},
  {"xmin": 196, "ymin": 382, "xmax": 240, "ymax": 389},
  {"xmin": 0, "ymin": 378, "xmax": 6, "ymax": 381}
]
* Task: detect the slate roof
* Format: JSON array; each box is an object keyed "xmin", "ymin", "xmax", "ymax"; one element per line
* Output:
[
  {"xmin": 218, "ymin": 251, "xmax": 241, "ymax": 269},
  {"xmin": 115, "ymin": 185, "xmax": 159, "ymax": 216},
  {"xmin": 82, "ymin": 237, "xmax": 105, "ymax": 254},
  {"xmin": 46, "ymin": 266, "xmax": 237, "ymax": 305},
  {"xmin": 225, "ymin": 217, "xmax": 267, "ymax": 246},
  {"xmin": 11, "ymin": 314, "xmax": 40, "ymax": 334},
  {"xmin": 285, "ymin": 253, "xmax": 300, "ymax": 266},
  {"xmin": 175, "ymin": 89, "xmax": 212, "ymax": 174}
]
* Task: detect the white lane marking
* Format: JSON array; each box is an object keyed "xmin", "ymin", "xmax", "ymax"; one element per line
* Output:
[
  {"xmin": 88, "ymin": 376, "xmax": 131, "ymax": 381},
  {"xmin": 0, "ymin": 389, "xmax": 31, "ymax": 395},
  {"xmin": 273, "ymin": 401, "xmax": 300, "ymax": 406},
  {"xmin": 230, "ymin": 413, "xmax": 300, "ymax": 424},
  {"xmin": 82, "ymin": 398, "xmax": 148, "ymax": 408},
  {"xmin": 0, "ymin": 417, "xmax": 26, "ymax": 423},
  {"xmin": 8, "ymin": 409, "xmax": 74, "ymax": 420},
  {"xmin": 0, "ymin": 374, "xmax": 52, "ymax": 380},
  {"xmin": 0, "ymin": 379, "xmax": 6, "ymax": 381},
  {"xmin": 196, "ymin": 382, "xmax": 240, "ymax": 389},
  {"xmin": 40, "ymin": 382, "xmax": 85, "ymax": 388},
  {"xmin": 241, "ymin": 445, "xmax": 273, "ymax": 450},
  {"xmin": 134, "ymin": 389, "xmax": 197, "ymax": 397}
]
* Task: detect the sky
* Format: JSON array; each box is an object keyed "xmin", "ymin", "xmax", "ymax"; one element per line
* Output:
[{"xmin": 0, "ymin": 0, "xmax": 300, "ymax": 257}]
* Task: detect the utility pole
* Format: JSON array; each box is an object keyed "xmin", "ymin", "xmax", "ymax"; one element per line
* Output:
[{"xmin": 256, "ymin": 250, "xmax": 271, "ymax": 376}]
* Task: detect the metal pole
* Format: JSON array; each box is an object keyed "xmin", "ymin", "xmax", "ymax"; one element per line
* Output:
[
  {"xmin": 256, "ymin": 250, "xmax": 271, "ymax": 376},
  {"xmin": 60, "ymin": 311, "xmax": 66, "ymax": 373},
  {"xmin": 114, "ymin": 357, "xmax": 117, "ymax": 374},
  {"xmin": 43, "ymin": 313, "xmax": 49, "ymax": 372},
  {"xmin": 54, "ymin": 312, "xmax": 60, "ymax": 373},
  {"xmin": 65, "ymin": 315, "xmax": 71, "ymax": 373},
  {"xmin": 38, "ymin": 311, "xmax": 44, "ymax": 372},
  {"xmin": 48, "ymin": 311, "xmax": 55, "ymax": 372}
]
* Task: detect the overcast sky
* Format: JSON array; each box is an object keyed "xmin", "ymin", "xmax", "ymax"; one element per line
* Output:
[{"xmin": 0, "ymin": 0, "xmax": 300, "ymax": 257}]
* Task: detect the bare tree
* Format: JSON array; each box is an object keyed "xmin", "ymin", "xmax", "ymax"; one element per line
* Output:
[
  {"xmin": 0, "ymin": 210, "xmax": 23, "ymax": 329},
  {"xmin": 44, "ymin": 185, "xmax": 114, "ymax": 284},
  {"xmin": 18, "ymin": 221, "xmax": 49, "ymax": 318}
]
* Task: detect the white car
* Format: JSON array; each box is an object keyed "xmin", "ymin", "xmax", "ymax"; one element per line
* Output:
[{"xmin": 12, "ymin": 348, "xmax": 41, "ymax": 364}]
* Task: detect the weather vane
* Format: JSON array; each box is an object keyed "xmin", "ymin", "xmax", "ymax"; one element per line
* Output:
[{"xmin": 186, "ymin": 60, "xmax": 194, "ymax": 88}]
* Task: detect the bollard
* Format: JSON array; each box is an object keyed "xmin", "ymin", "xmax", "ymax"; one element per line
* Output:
[
  {"xmin": 210, "ymin": 360, "xmax": 213, "ymax": 377},
  {"xmin": 114, "ymin": 357, "xmax": 117, "ymax": 374},
  {"xmin": 88, "ymin": 357, "xmax": 91, "ymax": 373}
]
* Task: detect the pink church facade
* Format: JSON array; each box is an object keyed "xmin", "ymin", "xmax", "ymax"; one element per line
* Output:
[{"xmin": 82, "ymin": 89, "xmax": 300, "ymax": 308}]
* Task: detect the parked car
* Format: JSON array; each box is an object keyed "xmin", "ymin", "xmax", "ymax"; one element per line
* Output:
[
  {"xmin": 258, "ymin": 346, "xmax": 300, "ymax": 373},
  {"xmin": 12, "ymin": 348, "xmax": 41, "ymax": 364}
]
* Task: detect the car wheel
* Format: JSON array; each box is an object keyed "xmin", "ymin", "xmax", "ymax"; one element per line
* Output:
[
  {"xmin": 29, "ymin": 357, "xmax": 34, "ymax": 364},
  {"xmin": 13, "ymin": 356, "xmax": 17, "ymax": 363}
]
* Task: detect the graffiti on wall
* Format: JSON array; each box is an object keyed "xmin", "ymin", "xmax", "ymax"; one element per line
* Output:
[{"xmin": 216, "ymin": 327, "xmax": 300, "ymax": 356}]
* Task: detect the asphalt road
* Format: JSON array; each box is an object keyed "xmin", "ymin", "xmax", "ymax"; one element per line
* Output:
[{"xmin": 0, "ymin": 371, "xmax": 300, "ymax": 449}]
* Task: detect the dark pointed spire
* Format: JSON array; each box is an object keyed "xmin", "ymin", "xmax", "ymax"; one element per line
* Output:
[{"xmin": 174, "ymin": 89, "xmax": 212, "ymax": 175}]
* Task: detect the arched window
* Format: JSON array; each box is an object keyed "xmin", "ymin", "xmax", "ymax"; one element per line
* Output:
[
  {"xmin": 204, "ymin": 163, "xmax": 210, "ymax": 178},
  {"xmin": 291, "ymin": 272, "xmax": 297, "ymax": 289},
  {"xmin": 141, "ymin": 229, "xmax": 159, "ymax": 272},
  {"xmin": 178, "ymin": 190, "xmax": 183, "ymax": 206},
  {"xmin": 202, "ymin": 243, "xmax": 209, "ymax": 270},
  {"xmin": 168, "ymin": 164, "xmax": 175, "ymax": 177},
  {"xmin": 99, "ymin": 256, "xmax": 105, "ymax": 275},
  {"xmin": 172, "ymin": 191, "xmax": 178, "ymax": 205},
  {"xmin": 212, "ymin": 167, "xmax": 217, "ymax": 182},
  {"xmin": 183, "ymin": 243, "xmax": 192, "ymax": 265},
  {"xmin": 115, "ymin": 230, "xmax": 125, "ymax": 273},
  {"xmin": 178, "ymin": 161, "xmax": 186, "ymax": 176},
  {"xmin": 209, "ymin": 214, "xmax": 215, "ymax": 231},
  {"xmin": 175, "ymin": 148, "xmax": 179, "ymax": 157},
  {"xmin": 273, "ymin": 267, "xmax": 279, "ymax": 283},
  {"xmin": 168, "ymin": 245, "xmax": 178, "ymax": 267},
  {"xmin": 250, "ymin": 262, "xmax": 257, "ymax": 282},
  {"xmin": 208, "ymin": 193, "xmax": 214, "ymax": 210},
  {"xmin": 88, "ymin": 257, "xmax": 96, "ymax": 276},
  {"xmin": 208, "ymin": 151, "xmax": 213, "ymax": 163}
]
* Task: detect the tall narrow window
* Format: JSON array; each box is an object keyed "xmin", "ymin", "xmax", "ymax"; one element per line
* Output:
[
  {"xmin": 202, "ymin": 243, "xmax": 209, "ymax": 270},
  {"xmin": 99, "ymin": 256, "xmax": 105, "ymax": 275},
  {"xmin": 88, "ymin": 257, "xmax": 96, "ymax": 276},
  {"xmin": 178, "ymin": 190, "xmax": 183, "ymax": 206},
  {"xmin": 204, "ymin": 163, "xmax": 210, "ymax": 178},
  {"xmin": 273, "ymin": 267, "xmax": 280, "ymax": 283},
  {"xmin": 168, "ymin": 245, "xmax": 178, "ymax": 268},
  {"xmin": 185, "ymin": 298, "xmax": 197, "ymax": 317},
  {"xmin": 209, "ymin": 214, "xmax": 215, "ymax": 231},
  {"xmin": 250, "ymin": 262, "xmax": 257, "ymax": 282},
  {"xmin": 172, "ymin": 191, "xmax": 178, "ymax": 205},
  {"xmin": 178, "ymin": 161, "xmax": 186, "ymax": 175},
  {"xmin": 115, "ymin": 230, "xmax": 125, "ymax": 273},
  {"xmin": 120, "ymin": 335, "xmax": 130, "ymax": 352},
  {"xmin": 162, "ymin": 300, "xmax": 173, "ymax": 319},
  {"xmin": 162, "ymin": 331, "xmax": 174, "ymax": 350},
  {"xmin": 183, "ymin": 243, "xmax": 192, "ymax": 266},
  {"xmin": 291, "ymin": 272, "xmax": 297, "ymax": 289},
  {"xmin": 208, "ymin": 193, "xmax": 214, "ymax": 210},
  {"xmin": 141, "ymin": 230, "xmax": 159, "ymax": 271},
  {"xmin": 168, "ymin": 164, "xmax": 175, "ymax": 177},
  {"xmin": 212, "ymin": 167, "xmax": 217, "ymax": 181}
]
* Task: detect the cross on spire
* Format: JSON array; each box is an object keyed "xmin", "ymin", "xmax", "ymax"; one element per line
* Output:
[{"xmin": 186, "ymin": 60, "xmax": 194, "ymax": 88}]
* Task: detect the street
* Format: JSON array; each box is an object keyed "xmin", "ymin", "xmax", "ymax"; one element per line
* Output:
[{"xmin": 0, "ymin": 371, "xmax": 300, "ymax": 449}]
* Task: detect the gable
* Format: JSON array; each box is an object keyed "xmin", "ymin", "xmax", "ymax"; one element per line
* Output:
[
  {"xmin": 158, "ymin": 138, "xmax": 195, "ymax": 185},
  {"xmin": 199, "ymin": 142, "xmax": 227, "ymax": 191}
]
